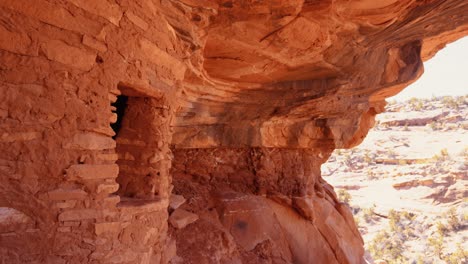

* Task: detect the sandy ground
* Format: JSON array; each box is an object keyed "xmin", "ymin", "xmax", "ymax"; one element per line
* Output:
[{"xmin": 322, "ymin": 96, "xmax": 468, "ymax": 263}]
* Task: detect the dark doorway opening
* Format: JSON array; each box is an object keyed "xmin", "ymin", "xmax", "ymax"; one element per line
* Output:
[
  {"xmin": 111, "ymin": 85, "xmax": 168, "ymax": 200},
  {"xmin": 111, "ymin": 95, "xmax": 128, "ymax": 139}
]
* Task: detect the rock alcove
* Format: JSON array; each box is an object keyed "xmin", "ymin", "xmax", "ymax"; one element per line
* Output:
[{"xmin": 0, "ymin": 0, "xmax": 467, "ymax": 263}]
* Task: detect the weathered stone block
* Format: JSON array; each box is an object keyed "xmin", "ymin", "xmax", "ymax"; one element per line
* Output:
[
  {"xmin": 97, "ymin": 183, "xmax": 120, "ymax": 194},
  {"xmin": 125, "ymin": 11, "xmax": 148, "ymax": 31},
  {"xmin": 58, "ymin": 209, "xmax": 102, "ymax": 221},
  {"xmin": 108, "ymin": 93, "xmax": 118, "ymax": 103},
  {"xmin": 56, "ymin": 200, "xmax": 77, "ymax": 209},
  {"xmin": 118, "ymin": 152, "xmax": 135, "ymax": 161},
  {"xmin": 90, "ymin": 126, "xmax": 116, "ymax": 137},
  {"xmin": 162, "ymin": 237, "xmax": 177, "ymax": 263},
  {"xmin": 0, "ymin": 207, "xmax": 34, "ymax": 233},
  {"xmin": 98, "ymin": 153, "xmax": 119, "ymax": 161},
  {"xmin": 103, "ymin": 195, "xmax": 120, "ymax": 206},
  {"xmin": 169, "ymin": 209, "xmax": 198, "ymax": 229},
  {"xmin": 68, "ymin": 0, "xmax": 123, "ymax": 26},
  {"xmin": 118, "ymin": 198, "xmax": 168, "ymax": 215},
  {"xmin": 66, "ymin": 164, "xmax": 119, "ymax": 180},
  {"xmin": 107, "ymin": 251, "xmax": 138, "ymax": 263},
  {"xmin": 0, "ymin": 132, "xmax": 41, "ymax": 142},
  {"xmin": 57, "ymin": 227, "xmax": 71, "ymax": 232},
  {"xmin": 82, "ymin": 35, "xmax": 107, "ymax": 52},
  {"xmin": 64, "ymin": 132, "xmax": 115, "ymax": 150},
  {"xmin": 0, "ymin": 0, "xmax": 102, "ymax": 35},
  {"xmin": 169, "ymin": 194, "xmax": 186, "ymax": 210},
  {"xmin": 63, "ymin": 221, "xmax": 80, "ymax": 227},
  {"xmin": 138, "ymin": 38, "xmax": 186, "ymax": 81},
  {"xmin": 116, "ymin": 138, "xmax": 146, "ymax": 146},
  {"xmin": 0, "ymin": 24, "xmax": 32, "ymax": 55},
  {"xmin": 109, "ymin": 113, "xmax": 118, "ymax": 124},
  {"xmin": 41, "ymin": 39, "xmax": 96, "ymax": 71},
  {"xmin": 48, "ymin": 189, "xmax": 88, "ymax": 200},
  {"xmin": 148, "ymin": 152, "xmax": 164, "ymax": 164},
  {"xmin": 94, "ymin": 222, "xmax": 121, "ymax": 236},
  {"xmin": 142, "ymin": 227, "xmax": 158, "ymax": 244},
  {"xmin": 109, "ymin": 88, "xmax": 121, "ymax": 95}
]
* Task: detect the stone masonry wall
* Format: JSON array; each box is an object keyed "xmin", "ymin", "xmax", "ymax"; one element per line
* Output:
[
  {"xmin": 171, "ymin": 148, "xmax": 364, "ymax": 263},
  {"xmin": 0, "ymin": 0, "xmax": 180, "ymax": 262}
]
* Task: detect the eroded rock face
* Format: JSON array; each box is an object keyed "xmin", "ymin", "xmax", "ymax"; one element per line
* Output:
[
  {"xmin": 0, "ymin": 0, "xmax": 467, "ymax": 263},
  {"xmin": 171, "ymin": 148, "xmax": 364, "ymax": 263}
]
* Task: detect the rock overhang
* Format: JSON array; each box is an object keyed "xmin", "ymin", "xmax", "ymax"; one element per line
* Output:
[{"xmin": 160, "ymin": 0, "xmax": 468, "ymax": 149}]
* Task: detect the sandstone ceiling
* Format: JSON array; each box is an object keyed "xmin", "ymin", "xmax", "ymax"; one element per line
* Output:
[
  {"xmin": 2, "ymin": 0, "xmax": 466, "ymax": 150},
  {"xmin": 161, "ymin": 0, "xmax": 468, "ymax": 149},
  {"xmin": 0, "ymin": 1, "xmax": 466, "ymax": 150}
]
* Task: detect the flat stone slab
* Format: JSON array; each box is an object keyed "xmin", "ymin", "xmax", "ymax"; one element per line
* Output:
[
  {"xmin": 169, "ymin": 194, "xmax": 186, "ymax": 210},
  {"xmin": 169, "ymin": 209, "xmax": 198, "ymax": 229}
]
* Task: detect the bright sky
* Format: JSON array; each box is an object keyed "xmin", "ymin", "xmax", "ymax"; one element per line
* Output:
[{"xmin": 390, "ymin": 36, "xmax": 468, "ymax": 101}]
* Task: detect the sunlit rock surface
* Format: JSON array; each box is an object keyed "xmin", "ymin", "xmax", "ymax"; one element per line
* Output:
[{"xmin": 0, "ymin": 0, "xmax": 467, "ymax": 263}]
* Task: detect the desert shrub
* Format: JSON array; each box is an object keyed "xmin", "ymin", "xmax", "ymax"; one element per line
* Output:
[
  {"xmin": 354, "ymin": 215, "xmax": 361, "ymax": 229},
  {"xmin": 362, "ymin": 205, "xmax": 376, "ymax": 223},
  {"xmin": 435, "ymin": 221, "xmax": 448, "ymax": 236},
  {"xmin": 400, "ymin": 210, "xmax": 416, "ymax": 221},
  {"xmin": 429, "ymin": 121, "xmax": 442, "ymax": 131},
  {"xmin": 343, "ymin": 153, "xmax": 352, "ymax": 167},
  {"xmin": 459, "ymin": 146, "xmax": 468, "ymax": 158},
  {"xmin": 363, "ymin": 151, "xmax": 372, "ymax": 164},
  {"xmin": 455, "ymin": 95, "xmax": 467, "ymax": 105},
  {"xmin": 427, "ymin": 235, "xmax": 444, "ymax": 259},
  {"xmin": 380, "ymin": 122, "xmax": 390, "ymax": 129},
  {"xmin": 440, "ymin": 148, "xmax": 450, "ymax": 158},
  {"xmin": 387, "ymin": 149, "xmax": 398, "ymax": 159},
  {"xmin": 388, "ymin": 99, "xmax": 397, "ymax": 106},
  {"xmin": 432, "ymin": 149, "xmax": 450, "ymax": 163},
  {"xmin": 367, "ymin": 169, "xmax": 377, "ymax": 180},
  {"xmin": 442, "ymin": 96, "xmax": 459, "ymax": 109},
  {"xmin": 368, "ymin": 230, "xmax": 406, "ymax": 263},
  {"xmin": 337, "ymin": 189, "xmax": 352, "ymax": 204},
  {"xmin": 416, "ymin": 255, "xmax": 425, "ymax": 264},
  {"xmin": 388, "ymin": 209, "xmax": 401, "ymax": 232},
  {"xmin": 388, "ymin": 210, "xmax": 416, "ymax": 238},
  {"xmin": 446, "ymin": 207, "xmax": 461, "ymax": 231},
  {"xmin": 443, "ymin": 243, "xmax": 468, "ymax": 264},
  {"xmin": 407, "ymin": 97, "xmax": 425, "ymax": 111}
]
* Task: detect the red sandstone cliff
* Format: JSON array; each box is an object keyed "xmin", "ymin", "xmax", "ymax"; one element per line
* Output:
[{"xmin": 0, "ymin": 0, "xmax": 467, "ymax": 263}]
